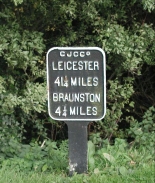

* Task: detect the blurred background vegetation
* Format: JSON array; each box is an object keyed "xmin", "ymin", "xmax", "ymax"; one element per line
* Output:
[{"xmin": 0, "ymin": 0, "xmax": 154, "ymax": 173}]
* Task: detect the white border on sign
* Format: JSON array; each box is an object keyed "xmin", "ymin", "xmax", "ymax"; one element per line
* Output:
[{"xmin": 46, "ymin": 47, "xmax": 106, "ymax": 121}]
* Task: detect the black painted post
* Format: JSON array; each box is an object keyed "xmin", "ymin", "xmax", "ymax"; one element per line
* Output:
[{"xmin": 66, "ymin": 121, "xmax": 89, "ymax": 175}]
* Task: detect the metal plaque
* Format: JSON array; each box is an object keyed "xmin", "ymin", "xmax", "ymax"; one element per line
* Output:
[{"xmin": 46, "ymin": 47, "xmax": 106, "ymax": 121}]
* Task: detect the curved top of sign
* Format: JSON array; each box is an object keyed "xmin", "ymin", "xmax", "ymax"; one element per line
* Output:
[
  {"xmin": 46, "ymin": 47, "xmax": 106, "ymax": 121},
  {"xmin": 47, "ymin": 46, "xmax": 105, "ymax": 56}
]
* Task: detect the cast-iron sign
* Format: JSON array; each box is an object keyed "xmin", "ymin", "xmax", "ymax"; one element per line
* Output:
[{"xmin": 46, "ymin": 47, "xmax": 106, "ymax": 121}]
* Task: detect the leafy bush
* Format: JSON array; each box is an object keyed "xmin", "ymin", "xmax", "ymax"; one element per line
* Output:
[
  {"xmin": 127, "ymin": 106, "xmax": 155, "ymax": 151},
  {"xmin": 0, "ymin": 140, "xmax": 68, "ymax": 173},
  {"xmin": 0, "ymin": 0, "xmax": 154, "ymax": 152},
  {"xmin": 88, "ymin": 138, "xmax": 154, "ymax": 175}
]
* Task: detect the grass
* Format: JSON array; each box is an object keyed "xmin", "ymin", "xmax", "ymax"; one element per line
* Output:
[
  {"xmin": 0, "ymin": 139, "xmax": 154, "ymax": 182},
  {"xmin": 0, "ymin": 163, "xmax": 154, "ymax": 183}
]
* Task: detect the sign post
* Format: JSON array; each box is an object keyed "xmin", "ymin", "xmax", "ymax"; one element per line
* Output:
[
  {"xmin": 46, "ymin": 47, "xmax": 106, "ymax": 175},
  {"xmin": 66, "ymin": 121, "xmax": 89, "ymax": 175}
]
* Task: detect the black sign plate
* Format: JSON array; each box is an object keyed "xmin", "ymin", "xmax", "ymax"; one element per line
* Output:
[{"xmin": 46, "ymin": 47, "xmax": 106, "ymax": 121}]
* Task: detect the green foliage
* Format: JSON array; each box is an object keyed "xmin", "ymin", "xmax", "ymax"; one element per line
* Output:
[
  {"xmin": 0, "ymin": 12, "xmax": 47, "ymax": 143},
  {"xmin": 0, "ymin": 140, "xmax": 68, "ymax": 173},
  {"xmin": 91, "ymin": 77, "xmax": 135, "ymax": 141},
  {"xmin": 0, "ymin": 0, "xmax": 154, "ymax": 159},
  {"xmin": 88, "ymin": 138, "xmax": 154, "ymax": 175},
  {"xmin": 0, "ymin": 2, "xmax": 154, "ymax": 180},
  {"xmin": 141, "ymin": 0, "xmax": 155, "ymax": 12},
  {"xmin": 12, "ymin": 0, "xmax": 23, "ymax": 6},
  {"xmin": 0, "ymin": 163, "xmax": 154, "ymax": 183},
  {"xmin": 127, "ymin": 106, "xmax": 155, "ymax": 151},
  {"xmin": 0, "ymin": 138, "xmax": 154, "ymax": 183}
]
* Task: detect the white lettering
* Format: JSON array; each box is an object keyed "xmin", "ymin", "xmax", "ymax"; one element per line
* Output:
[
  {"xmin": 59, "ymin": 51, "xmax": 91, "ymax": 58},
  {"xmin": 59, "ymin": 93, "xmax": 64, "ymax": 101},
  {"xmin": 55, "ymin": 106, "xmax": 61, "ymax": 116},
  {"xmin": 92, "ymin": 107, "xmax": 97, "ymax": 115},
  {"xmin": 52, "ymin": 61, "xmax": 99, "ymax": 71},
  {"xmin": 70, "ymin": 107, "xmax": 76, "ymax": 115},
  {"xmin": 88, "ymin": 61, "xmax": 93, "ymax": 70},
  {"xmin": 58, "ymin": 61, "xmax": 63, "ymax": 70},
  {"xmin": 52, "ymin": 62, "xmax": 57, "ymax": 70},
  {"xmin": 74, "ymin": 51, "xmax": 78, "ymax": 57},
  {"xmin": 74, "ymin": 93, "xmax": 79, "ymax": 102},
  {"xmin": 71, "ymin": 77, "xmax": 77, "ymax": 86},
  {"xmin": 85, "ymin": 93, "xmax": 90, "ymax": 102},
  {"xmin": 80, "ymin": 107, "xmax": 86, "ymax": 115},
  {"xmin": 67, "ymin": 61, "xmax": 72, "ymax": 70},
  {"xmin": 78, "ymin": 77, "xmax": 81, "ymax": 86},
  {"xmin": 95, "ymin": 94, "xmax": 100, "ymax": 102},
  {"xmin": 81, "ymin": 77, "xmax": 87, "ymax": 86},
  {"xmin": 69, "ymin": 106, "xmax": 98, "ymax": 115},
  {"xmin": 93, "ymin": 77, "xmax": 98, "ymax": 86},
  {"xmin": 52, "ymin": 93, "xmax": 100, "ymax": 102},
  {"xmin": 78, "ymin": 61, "xmax": 83, "ymax": 70},
  {"xmin": 60, "ymin": 51, "xmax": 65, "ymax": 57},
  {"xmin": 54, "ymin": 77, "xmax": 60, "ymax": 86},
  {"xmin": 83, "ymin": 61, "xmax": 88, "ymax": 70},
  {"xmin": 80, "ymin": 52, "xmax": 85, "ymax": 57},
  {"xmin": 70, "ymin": 77, "xmax": 98, "ymax": 87},
  {"xmin": 53, "ymin": 93, "xmax": 58, "ymax": 102},
  {"xmin": 73, "ymin": 61, "xmax": 78, "ymax": 70},
  {"xmin": 64, "ymin": 93, "xmax": 69, "ymax": 101},
  {"xmin": 90, "ymin": 94, "xmax": 95, "ymax": 102},
  {"xmin": 67, "ymin": 52, "xmax": 72, "ymax": 57},
  {"xmin": 87, "ymin": 106, "xmax": 91, "ymax": 115},
  {"xmin": 94, "ymin": 61, "xmax": 99, "ymax": 70},
  {"xmin": 87, "ymin": 77, "xmax": 92, "ymax": 86},
  {"xmin": 80, "ymin": 94, "xmax": 85, "ymax": 102}
]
